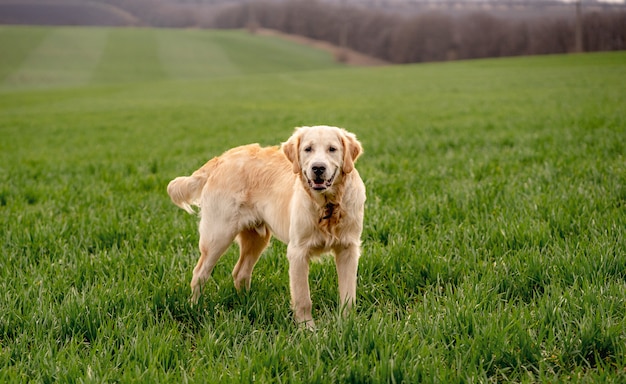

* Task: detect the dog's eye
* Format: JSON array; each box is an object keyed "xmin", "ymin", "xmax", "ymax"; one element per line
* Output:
[
  {"xmin": 304, "ymin": 146, "xmax": 312, "ymax": 152},
  {"xmin": 328, "ymin": 146, "xmax": 337, "ymax": 153}
]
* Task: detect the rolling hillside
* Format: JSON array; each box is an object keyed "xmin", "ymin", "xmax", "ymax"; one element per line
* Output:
[{"xmin": 0, "ymin": 26, "xmax": 340, "ymax": 90}]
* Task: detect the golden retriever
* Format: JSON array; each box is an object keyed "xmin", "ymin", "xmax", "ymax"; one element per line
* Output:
[{"xmin": 167, "ymin": 126, "xmax": 365, "ymax": 328}]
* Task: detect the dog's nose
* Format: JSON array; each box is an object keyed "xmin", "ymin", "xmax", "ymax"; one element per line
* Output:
[{"xmin": 312, "ymin": 163, "xmax": 326, "ymax": 176}]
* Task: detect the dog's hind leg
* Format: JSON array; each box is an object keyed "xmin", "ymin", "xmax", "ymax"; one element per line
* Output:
[
  {"xmin": 190, "ymin": 216, "xmax": 237, "ymax": 304},
  {"xmin": 232, "ymin": 225, "xmax": 271, "ymax": 291}
]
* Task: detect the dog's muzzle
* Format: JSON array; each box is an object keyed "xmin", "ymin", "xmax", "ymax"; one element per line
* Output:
[{"xmin": 307, "ymin": 164, "xmax": 337, "ymax": 191}]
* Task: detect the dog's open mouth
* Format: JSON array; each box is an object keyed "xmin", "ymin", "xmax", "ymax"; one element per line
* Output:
[{"xmin": 307, "ymin": 170, "xmax": 337, "ymax": 191}]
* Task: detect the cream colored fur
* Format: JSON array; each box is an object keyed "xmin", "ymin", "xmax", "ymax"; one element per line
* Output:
[{"xmin": 167, "ymin": 126, "xmax": 365, "ymax": 328}]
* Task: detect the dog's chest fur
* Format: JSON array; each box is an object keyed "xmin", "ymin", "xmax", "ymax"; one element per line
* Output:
[
  {"xmin": 310, "ymin": 194, "xmax": 354, "ymax": 251},
  {"xmin": 318, "ymin": 202, "xmax": 342, "ymax": 233}
]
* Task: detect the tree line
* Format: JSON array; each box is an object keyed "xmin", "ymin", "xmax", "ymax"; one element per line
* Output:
[
  {"xmin": 212, "ymin": 1, "xmax": 626, "ymax": 64},
  {"xmin": 19, "ymin": 0, "xmax": 623, "ymax": 63}
]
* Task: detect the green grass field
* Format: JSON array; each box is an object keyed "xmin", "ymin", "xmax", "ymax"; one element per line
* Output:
[{"xmin": 1, "ymin": 26, "xmax": 625, "ymax": 382}]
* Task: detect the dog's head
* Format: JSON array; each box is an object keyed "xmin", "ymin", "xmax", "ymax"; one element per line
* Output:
[{"xmin": 282, "ymin": 126, "xmax": 362, "ymax": 193}]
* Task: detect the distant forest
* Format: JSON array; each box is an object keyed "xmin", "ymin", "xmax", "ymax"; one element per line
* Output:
[
  {"xmin": 1, "ymin": 0, "xmax": 624, "ymax": 64},
  {"xmin": 215, "ymin": 1, "xmax": 626, "ymax": 63}
]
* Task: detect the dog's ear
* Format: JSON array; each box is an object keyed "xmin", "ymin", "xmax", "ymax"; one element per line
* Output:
[
  {"xmin": 282, "ymin": 130, "xmax": 301, "ymax": 174},
  {"xmin": 341, "ymin": 130, "xmax": 363, "ymax": 174}
]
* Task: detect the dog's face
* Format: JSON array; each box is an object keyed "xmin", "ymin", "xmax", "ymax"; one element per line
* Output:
[{"xmin": 282, "ymin": 126, "xmax": 362, "ymax": 193}]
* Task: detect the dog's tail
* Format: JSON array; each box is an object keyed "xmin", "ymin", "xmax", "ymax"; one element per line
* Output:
[{"xmin": 167, "ymin": 159, "xmax": 216, "ymax": 214}]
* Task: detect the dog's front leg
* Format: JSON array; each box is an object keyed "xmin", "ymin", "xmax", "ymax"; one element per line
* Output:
[
  {"xmin": 287, "ymin": 244, "xmax": 315, "ymax": 329},
  {"xmin": 334, "ymin": 244, "xmax": 360, "ymax": 315}
]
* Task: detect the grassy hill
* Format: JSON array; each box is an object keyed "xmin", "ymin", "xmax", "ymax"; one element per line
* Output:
[
  {"xmin": 1, "ymin": 26, "xmax": 625, "ymax": 382},
  {"xmin": 0, "ymin": 26, "xmax": 340, "ymax": 90}
]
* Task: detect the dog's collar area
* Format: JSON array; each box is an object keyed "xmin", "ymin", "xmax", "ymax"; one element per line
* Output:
[{"xmin": 322, "ymin": 203, "xmax": 335, "ymax": 220}]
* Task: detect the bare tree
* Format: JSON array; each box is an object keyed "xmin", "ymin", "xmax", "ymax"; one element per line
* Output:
[
  {"xmin": 211, "ymin": 2, "xmax": 626, "ymax": 64},
  {"xmin": 390, "ymin": 13, "xmax": 454, "ymax": 63}
]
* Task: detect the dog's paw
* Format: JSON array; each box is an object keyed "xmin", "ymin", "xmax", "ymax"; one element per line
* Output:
[
  {"xmin": 190, "ymin": 283, "xmax": 201, "ymax": 306},
  {"xmin": 233, "ymin": 276, "xmax": 252, "ymax": 292},
  {"xmin": 297, "ymin": 319, "xmax": 316, "ymax": 331}
]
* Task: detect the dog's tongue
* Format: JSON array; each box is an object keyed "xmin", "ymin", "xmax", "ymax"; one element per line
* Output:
[{"xmin": 312, "ymin": 178, "xmax": 327, "ymax": 190}]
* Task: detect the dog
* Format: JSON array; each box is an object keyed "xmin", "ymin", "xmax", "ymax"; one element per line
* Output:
[{"xmin": 167, "ymin": 126, "xmax": 365, "ymax": 328}]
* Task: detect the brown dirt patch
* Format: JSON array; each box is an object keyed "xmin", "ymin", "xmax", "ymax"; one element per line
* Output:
[{"xmin": 255, "ymin": 28, "xmax": 389, "ymax": 67}]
